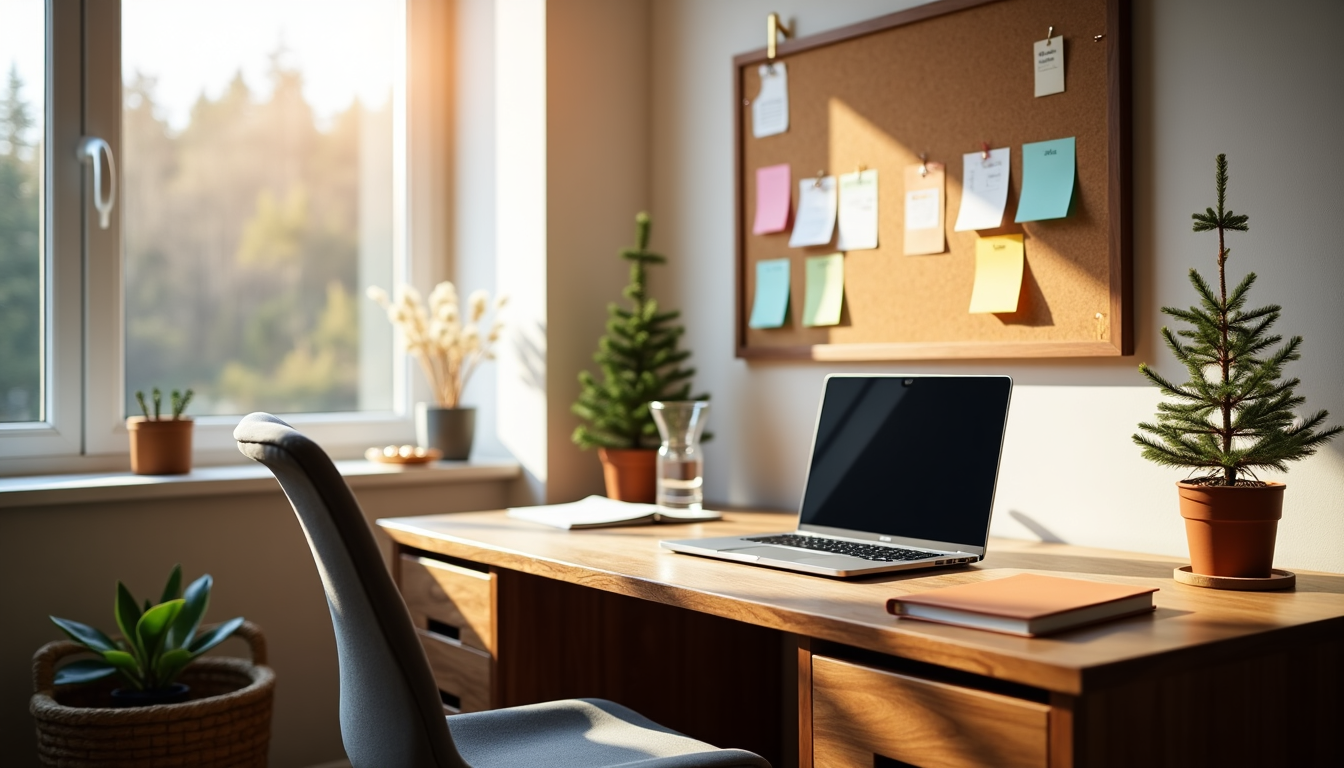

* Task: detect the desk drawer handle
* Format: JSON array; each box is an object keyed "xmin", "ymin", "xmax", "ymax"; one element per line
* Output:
[
  {"xmin": 427, "ymin": 618, "xmax": 461, "ymax": 641},
  {"xmin": 439, "ymin": 689, "xmax": 461, "ymax": 712}
]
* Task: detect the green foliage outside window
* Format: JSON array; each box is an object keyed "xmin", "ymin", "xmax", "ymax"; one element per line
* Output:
[
  {"xmin": 122, "ymin": 60, "xmax": 372, "ymax": 415},
  {"xmin": 0, "ymin": 64, "xmax": 41, "ymax": 423}
]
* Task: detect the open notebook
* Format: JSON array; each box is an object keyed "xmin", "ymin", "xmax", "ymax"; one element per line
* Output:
[{"xmin": 507, "ymin": 495, "xmax": 721, "ymax": 530}]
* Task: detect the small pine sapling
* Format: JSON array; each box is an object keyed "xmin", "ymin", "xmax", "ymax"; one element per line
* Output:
[
  {"xmin": 572, "ymin": 212, "xmax": 707, "ymax": 450},
  {"xmin": 1132, "ymin": 154, "xmax": 1339, "ymax": 486}
]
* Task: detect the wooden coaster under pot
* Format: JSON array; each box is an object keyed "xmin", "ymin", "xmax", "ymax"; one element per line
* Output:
[{"xmin": 1173, "ymin": 565, "xmax": 1296, "ymax": 591}]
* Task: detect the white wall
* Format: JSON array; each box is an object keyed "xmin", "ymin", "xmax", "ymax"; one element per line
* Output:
[
  {"xmin": 454, "ymin": 0, "xmax": 508, "ymax": 462},
  {"xmin": 648, "ymin": 0, "xmax": 1344, "ymax": 572}
]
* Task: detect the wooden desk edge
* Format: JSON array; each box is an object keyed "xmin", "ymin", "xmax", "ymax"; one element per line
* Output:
[{"xmin": 378, "ymin": 512, "xmax": 1344, "ymax": 697}]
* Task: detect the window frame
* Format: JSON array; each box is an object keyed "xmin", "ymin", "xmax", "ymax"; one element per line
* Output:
[{"xmin": 0, "ymin": 0, "xmax": 447, "ymax": 473}]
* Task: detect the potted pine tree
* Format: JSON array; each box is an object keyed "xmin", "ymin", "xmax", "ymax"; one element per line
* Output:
[
  {"xmin": 572, "ymin": 212, "xmax": 707, "ymax": 502},
  {"xmin": 1133, "ymin": 155, "xmax": 1340, "ymax": 583}
]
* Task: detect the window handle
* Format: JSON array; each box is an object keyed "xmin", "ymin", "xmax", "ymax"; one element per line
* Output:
[{"xmin": 77, "ymin": 136, "xmax": 117, "ymax": 230}]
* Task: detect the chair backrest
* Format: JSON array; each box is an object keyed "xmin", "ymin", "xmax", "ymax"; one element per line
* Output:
[{"xmin": 235, "ymin": 413, "xmax": 467, "ymax": 768}]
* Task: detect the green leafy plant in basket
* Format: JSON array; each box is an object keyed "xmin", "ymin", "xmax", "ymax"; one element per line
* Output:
[{"xmin": 49, "ymin": 564, "xmax": 243, "ymax": 691}]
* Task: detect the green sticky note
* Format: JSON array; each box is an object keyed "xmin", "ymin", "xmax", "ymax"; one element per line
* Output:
[
  {"xmin": 802, "ymin": 253, "xmax": 844, "ymax": 327},
  {"xmin": 748, "ymin": 258, "xmax": 791, "ymax": 329},
  {"xmin": 1015, "ymin": 137, "xmax": 1075, "ymax": 222}
]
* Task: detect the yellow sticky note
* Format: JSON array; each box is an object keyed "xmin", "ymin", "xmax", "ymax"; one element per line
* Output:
[
  {"xmin": 968, "ymin": 235, "xmax": 1024, "ymax": 314},
  {"xmin": 803, "ymin": 253, "xmax": 844, "ymax": 327}
]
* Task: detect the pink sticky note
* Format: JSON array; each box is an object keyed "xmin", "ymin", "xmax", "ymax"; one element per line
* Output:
[{"xmin": 753, "ymin": 164, "xmax": 792, "ymax": 235}]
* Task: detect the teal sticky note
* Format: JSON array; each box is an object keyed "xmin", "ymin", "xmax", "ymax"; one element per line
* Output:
[
  {"xmin": 1015, "ymin": 137, "xmax": 1076, "ymax": 222},
  {"xmin": 748, "ymin": 258, "xmax": 791, "ymax": 328}
]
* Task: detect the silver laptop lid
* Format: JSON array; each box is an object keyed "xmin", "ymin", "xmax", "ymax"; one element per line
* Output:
[{"xmin": 796, "ymin": 374, "xmax": 1013, "ymax": 557}]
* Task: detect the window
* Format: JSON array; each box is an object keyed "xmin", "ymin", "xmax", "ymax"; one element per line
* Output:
[{"xmin": 0, "ymin": 0, "xmax": 447, "ymax": 469}]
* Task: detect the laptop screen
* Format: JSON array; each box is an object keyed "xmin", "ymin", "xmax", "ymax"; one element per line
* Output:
[{"xmin": 798, "ymin": 375, "xmax": 1012, "ymax": 549}]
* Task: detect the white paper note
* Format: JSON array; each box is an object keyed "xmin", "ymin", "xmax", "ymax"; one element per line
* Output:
[
  {"xmin": 752, "ymin": 63, "xmax": 789, "ymax": 138},
  {"xmin": 789, "ymin": 176, "xmax": 838, "ymax": 247},
  {"xmin": 905, "ymin": 188, "xmax": 940, "ymax": 230},
  {"xmin": 954, "ymin": 147, "xmax": 1011, "ymax": 231},
  {"xmin": 1034, "ymin": 36, "xmax": 1065, "ymax": 97},
  {"xmin": 836, "ymin": 169, "xmax": 879, "ymax": 251}
]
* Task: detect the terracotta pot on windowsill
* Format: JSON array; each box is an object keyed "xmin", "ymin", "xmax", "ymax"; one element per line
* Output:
[
  {"xmin": 1177, "ymin": 481, "xmax": 1285, "ymax": 578},
  {"xmin": 127, "ymin": 417, "xmax": 194, "ymax": 475},
  {"xmin": 597, "ymin": 448, "xmax": 656, "ymax": 503}
]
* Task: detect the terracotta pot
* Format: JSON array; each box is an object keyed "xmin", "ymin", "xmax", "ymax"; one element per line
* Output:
[
  {"xmin": 1177, "ymin": 481, "xmax": 1285, "ymax": 578},
  {"xmin": 597, "ymin": 448, "xmax": 656, "ymax": 503},
  {"xmin": 127, "ymin": 417, "xmax": 194, "ymax": 475}
]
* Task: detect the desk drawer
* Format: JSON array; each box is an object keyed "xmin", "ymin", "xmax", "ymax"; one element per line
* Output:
[
  {"xmin": 418, "ymin": 628, "xmax": 492, "ymax": 714},
  {"xmin": 812, "ymin": 655, "xmax": 1049, "ymax": 768},
  {"xmin": 400, "ymin": 554, "xmax": 493, "ymax": 652}
]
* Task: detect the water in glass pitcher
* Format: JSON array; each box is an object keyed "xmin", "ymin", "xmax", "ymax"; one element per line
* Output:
[
  {"xmin": 650, "ymin": 400, "xmax": 709, "ymax": 511},
  {"xmin": 657, "ymin": 457, "xmax": 704, "ymax": 509}
]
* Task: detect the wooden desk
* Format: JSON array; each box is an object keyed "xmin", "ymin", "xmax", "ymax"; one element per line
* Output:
[{"xmin": 378, "ymin": 510, "xmax": 1344, "ymax": 768}]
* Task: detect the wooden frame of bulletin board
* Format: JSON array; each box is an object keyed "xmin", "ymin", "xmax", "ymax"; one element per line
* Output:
[{"xmin": 734, "ymin": 0, "xmax": 1131, "ymax": 361}]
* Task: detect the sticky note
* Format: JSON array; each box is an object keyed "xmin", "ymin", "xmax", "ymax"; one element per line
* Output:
[
  {"xmin": 1016, "ymin": 137, "xmax": 1075, "ymax": 222},
  {"xmin": 953, "ymin": 147, "xmax": 1010, "ymax": 231},
  {"xmin": 752, "ymin": 63, "xmax": 789, "ymax": 138},
  {"xmin": 753, "ymin": 164, "xmax": 792, "ymax": 235},
  {"xmin": 968, "ymin": 235, "xmax": 1024, "ymax": 314},
  {"xmin": 904, "ymin": 163, "xmax": 945, "ymax": 256},
  {"xmin": 1034, "ymin": 36, "xmax": 1065, "ymax": 97},
  {"xmin": 789, "ymin": 176, "xmax": 837, "ymax": 248},
  {"xmin": 836, "ymin": 169, "xmax": 878, "ymax": 251},
  {"xmin": 748, "ymin": 258, "xmax": 791, "ymax": 329},
  {"xmin": 803, "ymin": 253, "xmax": 844, "ymax": 327}
]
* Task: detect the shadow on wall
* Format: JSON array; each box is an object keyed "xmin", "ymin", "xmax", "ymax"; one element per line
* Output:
[
  {"xmin": 1007, "ymin": 510, "xmax": 1067, "ymax": 543},
  {"xmin": 511, "ymin": 320, "xmax": 547, "ymax": 393}
]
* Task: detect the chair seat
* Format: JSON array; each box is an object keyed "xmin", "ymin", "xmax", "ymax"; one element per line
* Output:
[{"xmin": 447, "ymin": 698, "xmax": 770, "ymax": 768}]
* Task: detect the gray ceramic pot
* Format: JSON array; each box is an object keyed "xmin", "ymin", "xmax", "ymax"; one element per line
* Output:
[{"xmin": 415, "ymin": 404, "xmax": 476, "ymax": 460}]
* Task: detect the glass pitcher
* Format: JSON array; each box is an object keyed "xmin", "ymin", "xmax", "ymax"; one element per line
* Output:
[{"xmin": 649, "ymin": 401, "xmax": 709, "ymax": 510}]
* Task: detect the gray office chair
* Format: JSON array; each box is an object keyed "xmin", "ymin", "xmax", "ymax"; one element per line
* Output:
[{"xmin": 234, "ymin": 413, "xmax": 770, "ymax": 768}]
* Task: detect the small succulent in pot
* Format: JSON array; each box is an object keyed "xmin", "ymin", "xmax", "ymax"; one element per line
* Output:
[
  {"xmin": 134, "ymin": 387, "xmax": 194, "ymax": 421},
  {"xmin": 49, "ymin": 565, "xmax": 243, "ymax": 699}
]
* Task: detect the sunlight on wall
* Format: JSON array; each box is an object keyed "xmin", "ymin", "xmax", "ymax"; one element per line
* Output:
[{"xmin": 494, "ymin": 0, "xmax": 549, "ymax": 490}]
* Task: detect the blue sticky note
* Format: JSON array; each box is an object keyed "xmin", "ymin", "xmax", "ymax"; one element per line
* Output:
[
  {"xmin": 748, "ymin": 258, "xmax": 791, "ymax": 329},
  {"xmin": 1015, "ymin": 137, "xmax": 1076, "ymax": 222}
]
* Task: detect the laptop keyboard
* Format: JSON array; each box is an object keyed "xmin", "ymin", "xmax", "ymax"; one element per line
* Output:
[{"xmin": 745, "ymin": 534, "xmax": 935, "ymax": 562}]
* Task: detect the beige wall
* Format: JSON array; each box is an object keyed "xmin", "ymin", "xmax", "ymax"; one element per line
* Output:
[
  {"xmin": 544, "ymin": 0, "xmax": 653, "ymax": 502},
  {"xmin": 493, "ymin": 0, "xmax": 654, "ymax": 504},
  {"xmin": 648, "ymin": 0, "xmax": 1344, "ymax": 572},
  {"xmin": 1, "ymin": 477, "xmax": 513, "ymax": 767}
]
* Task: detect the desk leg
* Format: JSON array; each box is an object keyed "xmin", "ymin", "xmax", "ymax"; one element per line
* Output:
[
  {"xmin": 1048, "ymin": 692, "xmax": 1077, "ymax": 768},
  {"xmin": 798, "ymin": 637, "xmax": 813, "ymax": 768}
]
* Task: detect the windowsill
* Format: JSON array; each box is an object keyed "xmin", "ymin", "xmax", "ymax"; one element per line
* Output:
[{"xmin": 0, "ymin": 459, "xmax": 521, "ymax": 509}]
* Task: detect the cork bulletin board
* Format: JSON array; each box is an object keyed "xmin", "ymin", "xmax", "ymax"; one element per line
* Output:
[{"xmin": 734, "ymin": 0, "xmax": 1132, "ymax": 361}]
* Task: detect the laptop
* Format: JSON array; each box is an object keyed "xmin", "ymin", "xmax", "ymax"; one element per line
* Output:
[{"xmin": 660, "ymin": 373, "xmax": 1013, "ymax": 578}]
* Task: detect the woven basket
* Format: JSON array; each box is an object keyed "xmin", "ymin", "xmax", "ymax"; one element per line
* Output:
[{"xmin": 31, "ymin": 620, "xmax": 275, "ymax": 767}]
